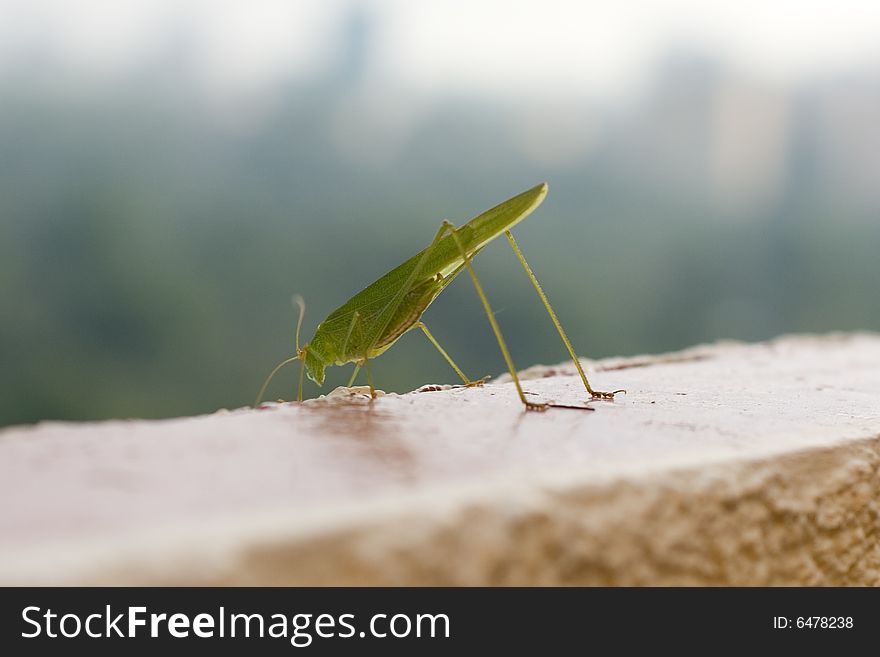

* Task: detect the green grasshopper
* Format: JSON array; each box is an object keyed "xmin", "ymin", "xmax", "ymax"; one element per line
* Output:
[{"xmin": 256, "ymin": 183, "xmax": 623, "ymax": 411}]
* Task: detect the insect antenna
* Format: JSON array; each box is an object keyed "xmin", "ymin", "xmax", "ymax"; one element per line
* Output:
[
  {"xmin": 253, "ymin": 295, "xmax": 308, "ymax": 407},
  {"xmin": 254, "ymin": 355, "xmax": 300, "ymax": 407},
  {"xmin": 292, "ymin": 294, "xmax": 306, "ymax": 353}
]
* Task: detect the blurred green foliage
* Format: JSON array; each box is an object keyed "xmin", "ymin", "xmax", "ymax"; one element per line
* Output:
[{"xmin": 1, "ymin": 69, "xmax": 878, "ymax": 427}]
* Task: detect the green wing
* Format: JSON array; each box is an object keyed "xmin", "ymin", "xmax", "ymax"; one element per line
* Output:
[{"xmin": 305, "ymin": 182, "xmax": 548, "ymax": 382}]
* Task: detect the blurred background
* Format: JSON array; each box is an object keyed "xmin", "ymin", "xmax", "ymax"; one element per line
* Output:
[{"xmin": 1, "ymin": 0, "xmax": 879, "ymax": 427}]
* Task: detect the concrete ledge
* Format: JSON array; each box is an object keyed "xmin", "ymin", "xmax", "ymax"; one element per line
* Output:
[{"xmin": 1, "ymin": 333, "xmax": 879, "ymax": 585}]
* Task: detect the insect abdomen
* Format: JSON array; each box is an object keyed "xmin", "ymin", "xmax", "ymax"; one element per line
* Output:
[{"xmin": 371, "ymin": 279, "xmax": 440, "ymax": 353}]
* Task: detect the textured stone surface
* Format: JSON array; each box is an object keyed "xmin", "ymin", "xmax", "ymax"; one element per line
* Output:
[{"xmin": 1, "ymin": 333, "xmax": 879, "ymax": 585}]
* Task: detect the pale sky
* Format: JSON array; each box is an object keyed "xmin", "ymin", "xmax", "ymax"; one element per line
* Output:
[{"xmin": 1, "ymin": 0, "xmax": 879, "ymax": 100}]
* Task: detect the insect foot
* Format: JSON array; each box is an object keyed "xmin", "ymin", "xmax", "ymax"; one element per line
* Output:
[
  {"xmin": 464, "ymin": 376, "xmax": 491, "ymax": 388},
  {"xmin": 524, "ymin": 401, "xmax": 550, "ymax": 412},
  {"xmin": 590, "ymin": 389, "xmax": 627, "ymax": 400}
]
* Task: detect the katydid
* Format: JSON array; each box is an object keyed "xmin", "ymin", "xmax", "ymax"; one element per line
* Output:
[{"xmin": 256, "ymin": 183, "xmax": 623, "ymax": 411}]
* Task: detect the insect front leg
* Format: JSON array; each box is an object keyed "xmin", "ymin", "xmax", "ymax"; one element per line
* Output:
[
  {"xmin": 503, "ymin": 231, "xmax": 625, "ymax": 402},
  {"xmin": 362, "ymin": 357, "xmax": 377, "ymax": 400},
  {"xmin": 347, "ymin": 364, "xmax": 361, "ymax": 388},
  {"xmin": 345, "ymin": 310, "xmax": 380, "ymax": 400}
]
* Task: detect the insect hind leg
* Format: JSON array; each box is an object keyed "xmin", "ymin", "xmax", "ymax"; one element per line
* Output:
[
  {"xmin": 442, "ymin": 221, "xmax": 546, "ymax": 411},
  {"xmin": 503, "ymin": 230, "xmax": 625, "ymax": 402}
]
